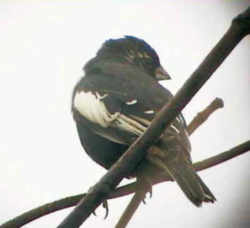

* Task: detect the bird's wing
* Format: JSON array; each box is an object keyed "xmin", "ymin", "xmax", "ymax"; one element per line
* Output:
[
  {"xmin": 72, "ymin": 62, "xmax": 215, "ymax": 207},
  {"xmin": 72, "ymin": 62, "xmax": 187, "ymax": 146}
]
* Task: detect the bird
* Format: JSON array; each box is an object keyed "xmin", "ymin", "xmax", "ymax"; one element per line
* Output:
[{"xmin": 71, "ymin": 36, "xmax": 216, "ymax": 207}]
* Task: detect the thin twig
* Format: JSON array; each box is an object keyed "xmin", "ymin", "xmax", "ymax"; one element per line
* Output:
[
  {"xmin": 187, "ymin": 98, "xmax": 224, "ymax": 135},
  {"xmin": 115, "ymin": 189, "xmax": 147, "ymax": 228}
]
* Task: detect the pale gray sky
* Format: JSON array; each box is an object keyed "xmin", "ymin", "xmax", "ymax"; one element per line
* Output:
[{"xmin": 0, "ymin": 1, "xmax": 249, "ymax": 227}]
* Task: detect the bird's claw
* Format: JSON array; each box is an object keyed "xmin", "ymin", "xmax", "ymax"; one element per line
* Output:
[
  {"xmin": 142, "ymin": 186, "xmax": 153, "ymax": 204},
  {"xmin": 102, "ymin": 200, "xmax": 109, "ymax": 219},
  {"xmin": 87, "ymin": 187, "xmax": 109, "ymax": 218},
  {"xmin": 148, "ymin": 185, "xmax": 153, "ymax": 198},
  {"xmin": 137, "ymin": 176, "xmax": 153, "ymax": 204},
  {"xmin": 91, "ymin": 200, "xmax": 109, "ymax": 219}
]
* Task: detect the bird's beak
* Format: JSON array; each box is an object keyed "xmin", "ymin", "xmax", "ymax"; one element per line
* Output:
[{"xmin": 155, "ymin": 66, "xmax": 171, "ymax": 81}]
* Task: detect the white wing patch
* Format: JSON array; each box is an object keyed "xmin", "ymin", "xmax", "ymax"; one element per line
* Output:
[
  {"xmin": 170, "ymin": 125, "xmax": 180, "ymax": 134},
  {"xmin": 74, "ymin": 91, "xmax": 118, "ymax": 128},
  {"xmin": 74, "ymin": 90, "xmax": 183, "ymax": 140},
  {"xmin": 126, "ymin": 99, "xmax": 137, "ymax": 105},
  {"xmin": 74, "ymin": 90, "xmax": 148, "ymax": 136},
  {"xmin": 144, "ymin": 110, "xmax": 154, "ymax": 114},
  {"xmin": 96, "ymin": 93, "xmax": 108, "ymax": 100},
  {"xmin": 176, "ymin": 115, "xmax": 184, "ymax": 125},
  {"xmin": 115, "ymin": 114, "xmax": 147, "ymax": 136},
  {"xmin": 176, "ymin": 116, "xmax": 181, "ymax": 123}
]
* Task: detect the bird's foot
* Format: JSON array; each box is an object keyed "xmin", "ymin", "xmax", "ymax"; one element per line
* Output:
[
  {"xmin": 102, "ymin": 200, "xmax": 109, "ymax": 219},
  {"xmin": 136, "ymin": 177, "xmax": 153, "ymax": 204},
  {"xmin": 87, "ymin": 186, "xmax": 109, "ymax": 219}
]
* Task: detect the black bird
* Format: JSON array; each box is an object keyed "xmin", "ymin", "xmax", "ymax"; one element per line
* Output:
[{"xmin": 72, "ymin": 36, "xmax": 216, "ymax": 206}]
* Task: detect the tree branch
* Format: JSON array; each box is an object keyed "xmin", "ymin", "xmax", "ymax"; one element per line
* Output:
[
  {"xmin": 1, "ymin": 140, "xmax": 249, "ymax": 228},
  {"xmin": 187, "ymin": 98, "xmax": 224, "ymax": 135},
  {"xmin": 114, "ymin": 186, "xmax": 147, "ymax": 228},
  {"xmin": 114, "ymin": 97, "xmax": 224, "ymax": 228},
  {"xmin": 111, "ymin": 139, "xmax": 250, "ymax": 201}
]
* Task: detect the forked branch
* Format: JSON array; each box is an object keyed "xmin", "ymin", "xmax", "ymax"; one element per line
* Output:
[{"xmin": 1, "ymin": 140, "xmax": 249, "ymax": 228}]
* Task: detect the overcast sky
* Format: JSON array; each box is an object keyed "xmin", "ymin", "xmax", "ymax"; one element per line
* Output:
[{"xmin": 0, "ymin": 1, "xmax": 249, "ymax": 228}]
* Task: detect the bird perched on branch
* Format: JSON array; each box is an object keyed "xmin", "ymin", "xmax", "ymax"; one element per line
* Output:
[{"xmin": 72, "ymin": 36, "xmax": 216, "ymax": 206}]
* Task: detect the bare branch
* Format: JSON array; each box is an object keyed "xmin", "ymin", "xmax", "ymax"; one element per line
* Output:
[
  {"xmin": 109, "ymin": 140, "xmax": 250, "ymax": 198},
  {"xmin": 1, "ymin": 140, "xmax": 249, "ymax": 228},
  {"xmin": 115, "ymin": 188, "xmax": 147, "ymax": 228},
  {"xmin": 187, "ymin": 98, "xmax": 224, "ymax": 135}
]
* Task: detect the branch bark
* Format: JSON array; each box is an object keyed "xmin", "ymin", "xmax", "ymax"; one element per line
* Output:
[{"xmin": 115, "ymin": 185, "xmax": 146, "ymax": 228}]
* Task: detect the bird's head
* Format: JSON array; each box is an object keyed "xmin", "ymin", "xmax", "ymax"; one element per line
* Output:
[{"xmin": 95, "ymin": 36, "xmax": 171, "ymax": 81}]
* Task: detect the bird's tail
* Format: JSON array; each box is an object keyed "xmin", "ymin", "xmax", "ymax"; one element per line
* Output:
[
  {"xmin": 146, "ymin": 143, "xmax": 216, "ymax": 206},
  {"xmin": 163, "ymin": 159, "xmax": 216, "ymax": 206}
]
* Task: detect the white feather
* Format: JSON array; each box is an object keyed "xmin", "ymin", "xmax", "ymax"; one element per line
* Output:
[
  {"xmin": 74, "ymin": 91, "xmax": 117, "ymax": 128},
  {"xmin": 126, "ymin": 99, "xmax": 137, "ymax": 105},
  {"xmin": 115, "ymin": 114, "xmax": 147, "ymax": 136},
  {"xmin": 170, "ymin": 125, "xmax": 180, "ymax": 134},
  {"xmin": 96, "ymin": 92, "xmax": 108, "ymax": 100},
  {"xmin": 144, "ymin": 110, "xmax": 154, "ymax": 114},
  {"xmin": 74, "ymin": 91, "xmax": 148, "ymax": 136},
  {"xmin": 176, "ymin": 116, "xmax": 182, "ymax": 123}
]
